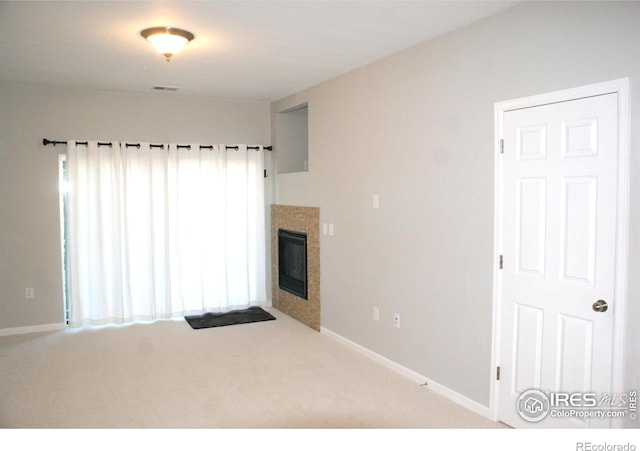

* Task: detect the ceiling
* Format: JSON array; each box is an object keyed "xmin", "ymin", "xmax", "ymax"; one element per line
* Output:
[{"xmin": 0, "ymin": 1, "xmax": 519, "ymax": 101}]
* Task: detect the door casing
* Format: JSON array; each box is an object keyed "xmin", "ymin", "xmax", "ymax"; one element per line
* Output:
[{"xmin": 490, "ymin": 78, "xmax": 630, "ymax": 427}]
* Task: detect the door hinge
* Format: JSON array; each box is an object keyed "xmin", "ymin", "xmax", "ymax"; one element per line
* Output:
[
  {"xmin": 500, "ymin": 139, "xmax": 504, "ymax": 154},
  {"xmin": 264, "ymin": 169, "xmax": 268, "ymax": 178},
  {"xmin": 499, "ymin": 255, "xmax": 503, "ymax": 270},
  {"xmin": 496, "ymin": 366, "xmax": 501, "ymax": 381}
]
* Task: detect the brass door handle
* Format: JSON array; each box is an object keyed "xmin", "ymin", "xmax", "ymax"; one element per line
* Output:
[{"xmin": 592, "ymin": 299, "xmax": 608, "ymax": 313}]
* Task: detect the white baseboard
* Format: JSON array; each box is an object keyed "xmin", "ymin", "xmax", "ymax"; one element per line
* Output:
[
  {"xmin": 0, "ymin": 323, "xmax": 66, "ymax": 337},
  {"xmin": 320, "ymin": 326, "xmax": 491, "ymax": 420}
]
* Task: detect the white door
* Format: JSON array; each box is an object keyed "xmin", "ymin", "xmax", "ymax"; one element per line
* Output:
[{"xmin": 497, "ymin": 92, "xmax": 621, "ymax": 428}]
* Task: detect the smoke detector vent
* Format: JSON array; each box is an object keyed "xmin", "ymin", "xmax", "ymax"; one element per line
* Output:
[{"xmin": 152, "ymin": 85, "xmax": 179, "ymax": 91}]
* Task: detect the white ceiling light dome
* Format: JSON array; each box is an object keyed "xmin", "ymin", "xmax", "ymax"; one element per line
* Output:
[{"xmin": 141, "ymin": 26, "xmax": 194, "ymax": 62}]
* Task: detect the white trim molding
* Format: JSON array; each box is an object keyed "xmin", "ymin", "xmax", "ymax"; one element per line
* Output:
[
  {"xmin": 320, "ymin": 326, "xmax": 491, "ymax": 420},
  {"xmin": 0, "ymin": 323, "xmax": 66, "ymax": 337}
]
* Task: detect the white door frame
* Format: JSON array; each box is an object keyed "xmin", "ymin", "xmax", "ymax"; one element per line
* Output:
[{"xmin": 489, "ymin": 78, "xmax": 630, "ymax": 426}]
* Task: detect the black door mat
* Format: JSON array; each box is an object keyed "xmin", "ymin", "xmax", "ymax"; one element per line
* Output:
[{"xmin": 185, "ymin": 306, "xmax": 276, "ymax": 330}]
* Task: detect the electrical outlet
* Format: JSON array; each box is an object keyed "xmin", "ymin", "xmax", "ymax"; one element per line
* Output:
[
  {"xmin": 25, "ymin": 287, "xmax": 34, "ymax": 299},
  {"xmin": 372, "ymin": 194, "xmax": 380, "ymax": 209},
  {"xmin": 373, "ymin": 306, "xmax": 380, "ymax": 321},
  {"xmin": 393, "ymin": 313, "xmax": 400, "ymax": 328}
]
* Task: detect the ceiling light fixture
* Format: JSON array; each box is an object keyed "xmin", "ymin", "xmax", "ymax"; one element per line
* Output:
[{"xmin": 141, "ymin": 27, "xmax": 194, "ymax": 62}]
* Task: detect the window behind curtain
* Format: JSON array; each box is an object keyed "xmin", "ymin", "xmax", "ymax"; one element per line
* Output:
[{"xmin": 62, "ymin": 141, "xmax": 267, "ymax": 327}]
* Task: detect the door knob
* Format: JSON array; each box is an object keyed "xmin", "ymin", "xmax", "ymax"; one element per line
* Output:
[{"xmin": 592, "ymin": 299, "xmax": 608, "ymax": 313}]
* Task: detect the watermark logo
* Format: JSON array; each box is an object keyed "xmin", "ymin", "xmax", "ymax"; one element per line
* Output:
[
  {"xmin": 517, "ymin": 389, "xmax": 550, "ymax": 422},
  {"xmin": 516, "ymin": 389, "xmax": 637, "ymax": 423},
  {"xmin": 576, "ymin": 443, "xmax": 636, "ymax": 451}
]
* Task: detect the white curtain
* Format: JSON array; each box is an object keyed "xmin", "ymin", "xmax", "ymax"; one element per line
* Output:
[{"xmin": 65, "ymin": 141, "xmax": 266, "ymax": 326}]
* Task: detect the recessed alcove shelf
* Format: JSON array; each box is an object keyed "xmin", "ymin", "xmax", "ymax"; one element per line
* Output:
[{"xmin": 275, "ymin": 103, "xmax": 308, "ymax": 174}]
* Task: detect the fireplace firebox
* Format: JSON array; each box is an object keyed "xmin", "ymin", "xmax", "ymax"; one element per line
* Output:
[{"xmin": 278, "ymin": 229, "xmax": 308, "ymax": 300}]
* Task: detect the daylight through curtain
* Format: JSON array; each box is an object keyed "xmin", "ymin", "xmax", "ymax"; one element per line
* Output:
[{"xmin": 65, "ymin": 141, "xmax": 266, "ymax": 326}]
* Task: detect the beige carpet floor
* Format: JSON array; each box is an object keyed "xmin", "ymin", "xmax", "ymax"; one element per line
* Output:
[{"xmin": 0, "ymin": 308, "xmax": 505, "ymax": 429}]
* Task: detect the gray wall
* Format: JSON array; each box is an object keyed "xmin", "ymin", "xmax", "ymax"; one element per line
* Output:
[
  {"xmin": 0, "ymin": 83, "xmax": 270, "ymax": 330},
  {"xmin": 271, "ymin": 1, "xmax": 640, "ymax": 419}
]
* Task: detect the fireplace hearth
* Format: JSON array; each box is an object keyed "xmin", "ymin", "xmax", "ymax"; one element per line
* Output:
[{"xmin": 271, "ymin": 205, "xmax": 320, "ymax": 331}]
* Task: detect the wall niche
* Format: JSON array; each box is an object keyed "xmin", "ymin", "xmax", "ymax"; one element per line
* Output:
[{"xmin": 275, "ymin": 103, "xmax": 308, "ymax": 174}]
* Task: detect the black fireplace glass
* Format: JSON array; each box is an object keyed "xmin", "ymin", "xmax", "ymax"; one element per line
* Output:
[{"xmin": 278, "ymin": 229, "xmax": 308, "ymax": 300}]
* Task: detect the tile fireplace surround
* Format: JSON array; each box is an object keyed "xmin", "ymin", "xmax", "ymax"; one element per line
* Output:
[{"xmin": 270, "ymin": 205, "xmax": 320, "ymax": 331}]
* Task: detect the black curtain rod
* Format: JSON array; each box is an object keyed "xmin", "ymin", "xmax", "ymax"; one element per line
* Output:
[{"xmin": 43, "ymin": 138, "xmax": 272, "ymax": 151}]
